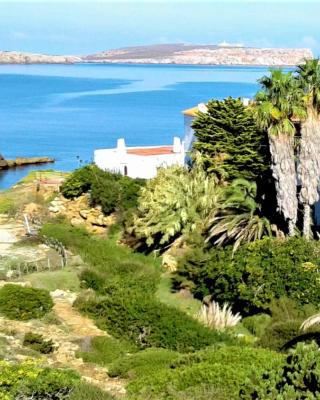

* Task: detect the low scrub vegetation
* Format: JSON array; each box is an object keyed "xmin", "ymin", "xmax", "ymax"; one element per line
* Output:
[
  {"xmin": 173, "ymin": 237, "xmax": 320, "ymax": 315},
  {"xmin": 0, "ymin": 359, "xmax": 79, "ymax": 399},
  {"xmin": 60, "ymin": 164, "xmax": 144, "ymax": 214},
  {"xmin": 0, "ymin": 284, "xmax": 53, "ymax": 320},
  {"xmin": 23, "ymin": 332, "xmax": 56, "ymax": 354}
]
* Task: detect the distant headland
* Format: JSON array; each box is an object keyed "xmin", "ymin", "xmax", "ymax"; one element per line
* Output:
[{"xmin": 0, "ymin": 43, "xmax": 313, "ymax": 67}]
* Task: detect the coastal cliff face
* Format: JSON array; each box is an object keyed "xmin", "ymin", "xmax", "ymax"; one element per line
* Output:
[
  {"xmin": 0, "ymin": 51, "xmax": 81, "ymax": 64},
  {"xmin": 84, "ymin": 43, "xmax": 313, "ymax": 66}
]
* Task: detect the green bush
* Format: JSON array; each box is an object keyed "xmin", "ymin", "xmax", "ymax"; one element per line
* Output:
[
  {"xmin": 0, "ymin": 284, "xmax": 53, "ymax": 320},
  {"xmin": 0, "ymin": 359, "xmax": 79, "ymax": 399},
  {"xmin": 174, "ymin": 237, "xmax": 320, "ymax": 315},
  {"xmin": 125, "ymin": 345, "xmax": 283, "ymax": 399},
  {"xmin": 60, "ymin": 165, "xmax": 144, "ymax": 214},
  {"xmin": 70, "ymin": 382, "xmax": 115, "ymax": 400},
  {"xmin": 78, "ymin": 336, "xmax": 137, "ymax": 366},
  {"xmin": 23, "ymin": 332, "xmax": 55, "ymax": 354},
  {"xmin": 60, "ymin": 165, "xmax": 93, "ymax": 199},
  {"xmin": 43, "ymin": 222, "xmax": 233, "ymax": 352},
  {"xmin": 108, "ymin": 348, "xmax": 180, "ymax": 379},
  {"xmin": 75, "ymin": 289, "xmax": 231, "ymax": 352},
  {"xmin": 242, "ymin": 314, "xmax": 271, "ymax": 338},
  {"xmin": 259, "ymin": 320, "xmax": 302, "ymax": 351},
  {"xmin": 80, "ymin": 269, "xmax": 106, "ymax": 292},
  {"xmin": 240, "ymin": 342, "xmax": 320, "ymax": 399}
]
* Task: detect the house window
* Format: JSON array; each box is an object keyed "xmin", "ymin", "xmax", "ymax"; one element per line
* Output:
[{"xmin": 124, "ymin": 165, "xmax": 128, "ymax": 176}]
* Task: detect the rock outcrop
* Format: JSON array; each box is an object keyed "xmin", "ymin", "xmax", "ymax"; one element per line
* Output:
[
  {"xmin": 48, "ymin": 194, "xmax": 117, "ymax": 234},
  {"xmin": 0, "ymin": 154, "xmax": 8, "ymax": 169},
  {"xmin": 0, "ymin": 156, "xmax": 54, "ymax": 170},
  {"xmin": 0, "ymin": 51, "xmax": 80, "ymax": 64}
]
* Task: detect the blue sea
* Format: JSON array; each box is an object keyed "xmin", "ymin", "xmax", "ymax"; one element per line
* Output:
[{"xmin": 0, "ymin": 63, "xmax": 269, "ymax": 189}]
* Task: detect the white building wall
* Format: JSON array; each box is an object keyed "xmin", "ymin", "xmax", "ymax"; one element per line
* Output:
[{"xmin": 94, "ymin": 138, "xmax": 185, "ymax": 179}]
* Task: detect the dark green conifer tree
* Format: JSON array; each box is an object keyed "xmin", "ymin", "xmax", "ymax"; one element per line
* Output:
[{"xmin": 192, "ymin": 97, "xmax": 269, "ymax": 181}]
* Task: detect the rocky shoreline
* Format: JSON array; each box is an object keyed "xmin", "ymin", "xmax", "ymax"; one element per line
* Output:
[{"xmin": 0, "ymin": 155, "xmax": 54, "ymax": 170}]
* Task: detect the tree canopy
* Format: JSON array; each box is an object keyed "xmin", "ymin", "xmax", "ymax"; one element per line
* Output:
[{"xmin": 192, "ymin": 97, "xmax": 269, "ymax": 182}]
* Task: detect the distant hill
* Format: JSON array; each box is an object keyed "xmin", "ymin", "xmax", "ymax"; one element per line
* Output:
[
  {"xmin": 83, "ymin": 43, "xmax": 313, "ymax": 66},
  {"xmin": 0, "ymin": 51, "xmax": 80, "ymax": 64},
  {"xmin": 0, "ymin": 44, "xmax": 313, "ymax": 66}
]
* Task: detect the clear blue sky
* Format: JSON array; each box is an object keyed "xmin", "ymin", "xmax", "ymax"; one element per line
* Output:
[{"xmin": 0, "ymin": 0, "xmax": 319, "ymax": 56}]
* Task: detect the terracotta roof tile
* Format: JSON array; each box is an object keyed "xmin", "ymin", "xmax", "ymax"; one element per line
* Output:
[{"xmin": 127, "ymin": 146, "xmax": 174, "ymax": 156}]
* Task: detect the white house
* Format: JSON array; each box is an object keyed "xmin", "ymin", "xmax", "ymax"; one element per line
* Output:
[{"xmin": 94, "ymin": 137, "xmax": 185, "ymax": 179}]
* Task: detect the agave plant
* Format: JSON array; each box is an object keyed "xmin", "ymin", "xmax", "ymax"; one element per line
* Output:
[
  {"xmin": 206, "ymin": 178, "xmax": 277, "ymax": 252},
  {"xmin": 197, "ymin": 297, "xmax": 241, "ymax": 330}
]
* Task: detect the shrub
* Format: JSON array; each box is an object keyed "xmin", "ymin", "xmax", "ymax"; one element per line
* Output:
[
  {"xmin": 242, "ymin": 314, "xmax": 271, "ymax": 338},
  {"xmin": 70, "ymin": 382, "xmax": 115, "ymax": 400},
  {"xmin": 240, "ymin": 342, "xmax": 320, "ymax": 399},
  {"xmin": 60, "ymin": 165, "xmax": 93, "ymax": 199},
  {"xmin": 78, "ymin": 336, "xmax": 137, "ymax": 366},
  {"xmin": 126, "ymin": 345, "xmax": 283, "ymax": 399},
  {"xmin": 23, "ymin": 332, "xmax": 55, "ymax": 354},
  {"xmin": 80, "ymin": 269, "xmax": 106, "ymax": 292},
  {"xmin": 108, "ymin": 348, "xmax": 180, "ymax": 379},
  {"xmin": 174, "ymin": 237, "xmax": 320, "ymax": 315},
  {"xmin": 259, "ymin": 320, "xmax": 302, "ymax": 351},
  {"xmin": 0, "ymin": 359, "xmax": 79, "ymax": 399},
  {"xmin": 75, "ymin": 289, "xmax": 231, "ymax": 352},
  {"xmin": 60, "ymin": 165, "xmax": 144, "ymax": 213},
  {"xmin": 0, "ymin": 284, "xmax": 53, "ymax": 320},
  {"xmin": 43, "ymin": 222, "xmax": 233, "ymax": 352},
  {"xmin": 127, "ymin": 162, "xmax": 220, "ymax": 250}
]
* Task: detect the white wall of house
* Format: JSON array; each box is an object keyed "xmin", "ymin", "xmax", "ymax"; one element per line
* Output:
[{"xmin": 94, "ymin": 137, "xmax": 185, "ymax": 179}]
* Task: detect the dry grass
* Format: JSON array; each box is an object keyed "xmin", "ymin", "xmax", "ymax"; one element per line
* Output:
[{"xmin": 197, "ymin": 299, "xmax": 241, "ymax": 330}]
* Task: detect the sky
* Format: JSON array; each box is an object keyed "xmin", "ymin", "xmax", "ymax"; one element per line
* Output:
[{"xmin": 0, "ymin": 1, "xmax": 319, "ymax": 55}]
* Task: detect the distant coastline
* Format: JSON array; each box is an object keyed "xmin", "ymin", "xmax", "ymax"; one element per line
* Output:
[{"xmin": 0, "ymin": 43, "xmax": 313, "ymax": 67}]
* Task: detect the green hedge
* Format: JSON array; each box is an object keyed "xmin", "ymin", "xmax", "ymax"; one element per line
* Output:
[
  {"xmin": 173, "ymin": 237, "xmax": 320, "ymax": 315},
  {"xmin": 0, "ymin": 284, "xmax": 53, "ymax": 320}
]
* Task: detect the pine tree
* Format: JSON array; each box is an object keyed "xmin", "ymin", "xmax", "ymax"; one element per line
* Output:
[{"xmin": 192, "ymin": 97, "xmax": 269, "ymax": 182}]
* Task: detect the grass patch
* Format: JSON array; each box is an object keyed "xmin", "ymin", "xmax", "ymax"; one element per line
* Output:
[
  {"xmin": 69, "ymin": 383, "xmax": 115, "ymax": 400},
  {"xmin": 0, "ymin": 195, "xmax": 17, "ymax": 215},
  {"xmin": 157, "ymin": 273, "xmax": 201, "ymax": 317},
  {"xmin": 78, "ymin": 336, "xmax": 138, "ymax": 367},
  {"xmin": 25, "ymin": 268, "xmax": 81, "ymax": 292},
  {"xmin": 19, "ymin": 170, "xmax": 69, "ymax": 184}
]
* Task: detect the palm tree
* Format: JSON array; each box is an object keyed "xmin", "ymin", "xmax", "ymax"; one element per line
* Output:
[
  {"xmin": 296, "ymin": 59, "xmax": 320, "ymax": 239},
  {"xmin": 255, "ymin": 70, "xmax": 306, "ymax": 236},
  {"xmin": 206, "ymin": 178, "xmax": 277, "ymax": 252}
]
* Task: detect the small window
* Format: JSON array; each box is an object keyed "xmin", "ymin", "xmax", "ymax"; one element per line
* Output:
[{"xmin": 124, "ymin": 165, "xmax": 128, "ymax": 176}]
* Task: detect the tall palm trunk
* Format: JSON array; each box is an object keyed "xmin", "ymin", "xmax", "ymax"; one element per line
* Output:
[
  {"xmin": 298, "ymin": 110, "xmax": 320, "ymax": 239},
  {"xmin": 268, "ymin": 132, "xmax": 298, "ymax": 236}
]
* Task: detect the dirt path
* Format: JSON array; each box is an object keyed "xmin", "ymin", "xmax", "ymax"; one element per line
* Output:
[
  {"xmin": 0, "ymin": 292, "xmax": 126, "ymax": 397},
  {"xmin": 0, "ymin": 215, "xmax": 20, "ymax": 254},
  {"xmin": 53, "ymin": 298, "xmax": 108, "ymax": 337}
]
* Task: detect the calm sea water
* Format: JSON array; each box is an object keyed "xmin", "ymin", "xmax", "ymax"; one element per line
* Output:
[{"xmin": 0, "ymin": 63, "xmax": 269, "ymax": 189}]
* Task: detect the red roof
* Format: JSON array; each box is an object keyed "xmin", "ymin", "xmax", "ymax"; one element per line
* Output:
[{"xmin": 127, "ymin": 146, "xmax": 174, "ymax": 156}]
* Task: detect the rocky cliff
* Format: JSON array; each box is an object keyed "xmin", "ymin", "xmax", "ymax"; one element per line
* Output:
[
  {"xmin": 0, "ymin": 51, "xmax": 80, "ymax": 64},
  {"xmin": 84, "ymin": 43, "xmax": 313, "ymax": 66}
]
